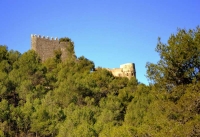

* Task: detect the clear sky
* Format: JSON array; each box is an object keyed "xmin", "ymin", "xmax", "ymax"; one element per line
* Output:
[{"xmin": 0, "ymin": 0, "xmax": 199, "ymax": 84}]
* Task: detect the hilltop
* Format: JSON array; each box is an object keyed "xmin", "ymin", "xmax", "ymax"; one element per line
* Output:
[{"xmin": 0, "ymin": 27, "xmax": 200, "ymax": 136}]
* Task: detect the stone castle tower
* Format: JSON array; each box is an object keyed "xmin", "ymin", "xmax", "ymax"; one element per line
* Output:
[
  {"xmin": 31, "ymin": 34, "xmax": 69, "ymax": 62},
  {"xmin": 107, "ymin": 63, "xmax": 136, "ymax": 79}
]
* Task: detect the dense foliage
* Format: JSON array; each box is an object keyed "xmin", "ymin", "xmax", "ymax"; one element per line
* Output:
[
  {"xmin": 146, "ymin": 27, "xmax": 200, "ymax": 88},
  {"xmin": 0, "ymin": 27, "xmax": 200, "ymax": 137}
]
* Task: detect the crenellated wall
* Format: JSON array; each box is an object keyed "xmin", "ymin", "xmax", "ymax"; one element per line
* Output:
[{"xmin": 31, "ymin": 34, "xmax": 69, "ymax": 62}]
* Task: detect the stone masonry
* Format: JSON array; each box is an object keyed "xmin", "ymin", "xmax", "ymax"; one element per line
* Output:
[
  {"xmin": 31, "ymin": 34, "xmax": 69, "ymax": 62},
  {"xmin": 107, "ymin": 63, "xmax": 136, "ymax": 79}
]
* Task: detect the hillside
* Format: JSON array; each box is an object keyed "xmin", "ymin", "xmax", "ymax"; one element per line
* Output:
[{"xmin": 0, "ymin": 27, "xmax": 200, "ymax": 137}]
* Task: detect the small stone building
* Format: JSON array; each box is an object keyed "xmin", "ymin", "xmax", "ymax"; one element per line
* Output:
[{"xmin": 107, "ymin": 63, "xmax": 136, "ymax": 79}]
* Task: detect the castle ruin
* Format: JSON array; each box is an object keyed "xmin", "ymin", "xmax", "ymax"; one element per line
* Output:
[
  {"xmin": 31, "ymin": 34, "xmax": 136, "ymax": 78},
  {"xmin": 107, "ymin": 63, "xmax": 136, "ymax": 79},
  {"xmin": 31, "ymin": 34, "xmax": 69, "ymax": 62}
]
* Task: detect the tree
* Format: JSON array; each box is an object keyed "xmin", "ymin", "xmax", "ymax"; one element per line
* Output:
[
  {"xmin": 57, "ymin": 104, "xmax": 96, "ymax": 137},
  {"xmin": 0, "ymin": 46, "xmax": 8, "ymax": 62},
  {"xmin": 146, "ymin": 27, "xmax": 200, "ymax": 88}
]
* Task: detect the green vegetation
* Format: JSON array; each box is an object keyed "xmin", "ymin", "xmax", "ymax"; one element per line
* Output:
[
  {"xmin": 59, "ymin": 37, "xmax": 71, "ymax": 43},
  {"xmin": 0, "ymin": 27, "xmax": 200, "ymax": 137}
]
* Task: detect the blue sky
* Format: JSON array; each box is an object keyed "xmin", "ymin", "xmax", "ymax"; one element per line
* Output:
[{"xmin": 0, "ymin": 0, "xmax": 199, "ymax": 84}]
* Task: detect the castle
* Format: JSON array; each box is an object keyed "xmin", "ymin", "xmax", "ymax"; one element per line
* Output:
[
  {"xmin": 31, "ymin": 34, "xmax": 70, "ymax": 62},
  {"xmin": 107, "ymin": 63, "xmax": 136, "ymax": 79},
  {"xmin": 31, "ymin": 34, "xmax": 136, "ymax": 78}
]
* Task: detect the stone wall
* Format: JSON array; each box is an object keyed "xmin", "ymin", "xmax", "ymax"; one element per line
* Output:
[
  {"xmin": 108, "ymin": 63, "xmax": 136, "ymax": 79},
  {"xmin": 31, "ymin": 34, "xmax": 69, "ymax": 62}
]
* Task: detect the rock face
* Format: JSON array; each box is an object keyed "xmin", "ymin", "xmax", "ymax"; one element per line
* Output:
[
  {"xmin": 107, "ymin": 63, "xmax": 136, "ymax": 79},
  {"xmin": 31, "ymin": 34, "xmax": 69, "ymax": 62}
]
